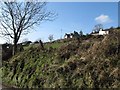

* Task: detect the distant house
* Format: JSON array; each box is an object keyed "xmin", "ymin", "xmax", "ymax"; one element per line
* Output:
[
  {"xmin": 64, "ymin": 31, "xmax": 81, "ymax": 39},
  {"xmin": 91, "ymin": 29, "xmax": 109, "ymax": 35},
  {"xmin": 70, "ymin": 33, "xmax": 74, "ymax": 38},
  {"xmin": 64, "ymin": 33, "xmax": 75, "ymax": 39},
  {"xmin": 64, "ymin": 30, "xmax": 84, "ymax": 39},
  {"xmin": 64, "ymin": 33, "xmax": 71, "ymax": 39},
  {"xmin": 99, "ymin": 29, "xmax": 109, "ymax": 35}
]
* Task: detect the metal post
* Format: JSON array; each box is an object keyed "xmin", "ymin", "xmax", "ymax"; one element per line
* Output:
[{"xmin": 61, "ymin": 29, "xmax": 62, "ymax": 39}]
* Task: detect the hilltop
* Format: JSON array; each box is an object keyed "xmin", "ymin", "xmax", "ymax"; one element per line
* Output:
[{"xmin": 1, "ymin": 28, "xmax": 120, "ymax": 88}]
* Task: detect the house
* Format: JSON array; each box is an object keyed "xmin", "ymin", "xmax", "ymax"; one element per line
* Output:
[
  {"xmin": 91, "ymin": 29, "xmax": 109, "ymax": 35},
  {"xmin": 99, "ymin": 29, "xmax": 109, "ymax": 35},
  {"xmin": 70, "ymin": 33, "xmax": 74, "ymax": 38},
  {"xmin": 64, "ymin": 31, "xmax": 82, "ymax": 39},
  {"xmin": 64, "ymin": 32, "xmax": 81, "ymax": 39},
  {"xmin": 64, "ymin": 33, "xmax": 71, "ymax": 39},
  {"xmin": 64, "ymin": 33, "xmax": 75, "ymax": 39}
]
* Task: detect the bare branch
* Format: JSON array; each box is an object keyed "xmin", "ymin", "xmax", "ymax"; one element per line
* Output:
[{"xmin": 0, "ymin": 1, "xmax": 56, "ymax": 54}]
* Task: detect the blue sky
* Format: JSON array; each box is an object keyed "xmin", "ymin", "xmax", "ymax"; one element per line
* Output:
[{"xmin": 0, "ymin": 2, "xmax": 118, "ymax": 43}]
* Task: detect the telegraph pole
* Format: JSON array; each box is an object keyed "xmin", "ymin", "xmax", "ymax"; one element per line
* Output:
[{"xmin": 61, "ymin": 29, "xmax": 62, "ymax": 39}]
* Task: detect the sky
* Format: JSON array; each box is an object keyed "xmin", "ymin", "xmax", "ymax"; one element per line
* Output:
[{"xmin": 0, "ymin": 1, "xmax": 119, "ymax": 44}]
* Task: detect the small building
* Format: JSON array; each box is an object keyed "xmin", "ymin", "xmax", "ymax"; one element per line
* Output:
[
  {"xmin": 64, "ymin": 33, "xmax": 71, "ymax": 39},
  {"xmin": 91, "ymin": 29, "xmax": 109, "ymax": 35},
  {"xmin": 70, "ymin": 33, "xmax": 74, "ymax": 38},
  {"xmin": 64, "ymin": 33, "xmax": 75, "ymax": 39},
  {"xmin": 99, "ymin": 29, "xmax": 109, "ymax": 35}
]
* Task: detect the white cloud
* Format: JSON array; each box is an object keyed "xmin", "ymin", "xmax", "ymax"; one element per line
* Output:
[{"xmin": 95, "ymin": 14, "xmax": 112, "ymax": 24}]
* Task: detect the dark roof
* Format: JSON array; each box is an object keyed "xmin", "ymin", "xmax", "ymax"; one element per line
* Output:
[
  {"xmin": 91, "ymin": 29, "xmax": 110, "ymax": 34},
  {"xmin": 65, "ymin": 34, "xmax": 71, "ymax": 36},
  {"xmin": 102, "ymin": 29, "xmax": 110, "ymax": 31}
]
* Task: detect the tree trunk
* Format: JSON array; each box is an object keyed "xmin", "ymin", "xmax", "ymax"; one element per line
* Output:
[
  {"xmin": 13, "ymin": 36, "xmax": 18, "ymax": 55},
  {"xmin": 13, "ymin": 42, "xmax": 17, "ymax": 56},
  {"xmin": 39, "ymin": 40, "xmax": 44, "ymax": 50}
]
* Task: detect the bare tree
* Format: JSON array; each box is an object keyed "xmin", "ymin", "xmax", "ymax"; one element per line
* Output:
[
  {"xmin": 48, "ymin": 34, "xmax": 53, "ymax": 42},
  {"xmin": 0, "ymin": 1, "xmax": 55, "ymax": 55},
  {"xmin": 93, "ymin": 24, "xmax": 103, "ymax": 32}
]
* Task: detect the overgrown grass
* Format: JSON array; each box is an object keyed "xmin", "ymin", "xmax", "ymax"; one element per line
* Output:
[
  {"xmin": 1, "ymin": 28, "xmax": 120, "ymax": 88},
  {"xmin": 45, "ymin": 42, "xmax": 67, "ymax": 49}
]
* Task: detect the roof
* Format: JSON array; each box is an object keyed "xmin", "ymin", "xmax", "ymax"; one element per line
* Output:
[
  {"xmin": 91, "ymin": 29, "xmax": 110, "ymax": 34},
  {"xmin": 102, "ymin": 29, "xmax": 110, "ymax": 31},
  {"xmin": 64, "ymin": 33, "xmax": 71, "ymax": 36}
]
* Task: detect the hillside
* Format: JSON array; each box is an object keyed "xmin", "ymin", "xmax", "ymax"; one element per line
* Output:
[{"xmin": 1, "ymin": 28, "xmax": 120, "ymax": 88}]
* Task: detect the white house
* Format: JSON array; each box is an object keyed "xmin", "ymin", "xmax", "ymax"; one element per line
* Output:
[
  {"xmin": 91, "ymin": 29, "xmax": 109, "ymax": 35},
  {"xmin": 64, "ymin": 34, "xmax": 70, "ymax": 39},
  {"xmin": 64, "ymin": 33, "xmax": 74, "ymax": 39},
  {"xmin": 70, "ymin": 35, "xmax": 73, "ymax": 38},
  {"xmin": 99, "ymin": 29, "xmax": 109, "ymax": 35}
]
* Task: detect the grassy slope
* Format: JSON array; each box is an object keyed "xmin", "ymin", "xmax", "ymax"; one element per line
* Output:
[{"xmin": 1, "ymin": 29, "xmax": 120, "ymax": 88}]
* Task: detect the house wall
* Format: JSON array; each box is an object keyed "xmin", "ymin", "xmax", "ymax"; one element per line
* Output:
[
  {"xmin": 64, "ymin": 35, "xmax": 68, "ymax": 39},
  {"xmin": 99, "ymin": 30, "xmax": 109, "ymax": 35},
  {"xmin": 70, "ymin": 35, "xmax": 73, "ymax": 38}
]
